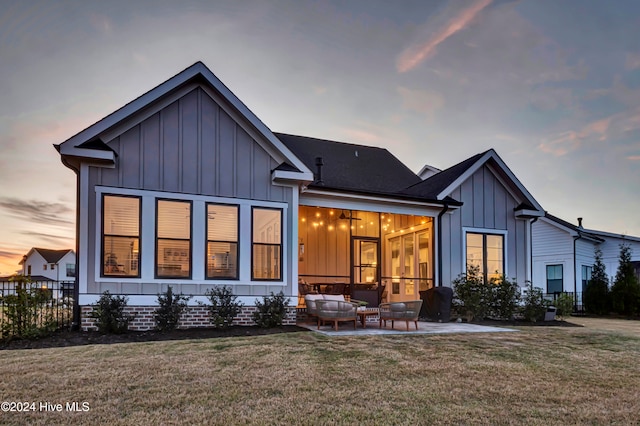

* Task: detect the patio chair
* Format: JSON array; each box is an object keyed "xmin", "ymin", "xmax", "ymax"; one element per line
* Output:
[
  {"xmin": 378, "ymin": 300, "xmax": 423, "ymax": 331},
  {"xmin": 316, "ymin": 299, "xmax": 358, "ymax": 331}
]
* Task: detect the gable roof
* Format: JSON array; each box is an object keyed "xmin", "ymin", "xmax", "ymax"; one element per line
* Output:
[
  {"xmin": 401, "ymin": 149, "xmax": 544, "ymax": 215},
  {"xmin": 544, "ymin": 213, "xmax": 640, "ymax": 243},
  {"xmin": 20, "ymin": 248, "xmax": 74, "ymax": 265},
  {"xmin": 55, "ymin": 62, "xmax": 313, "ymax": 181},
  {"xmin": 276, "ymin": 133, "xmax": 430, "ymax": 196}
]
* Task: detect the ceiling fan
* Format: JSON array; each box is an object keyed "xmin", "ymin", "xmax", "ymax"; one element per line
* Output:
[{"xmin": 338, "ymin": 210, "xmax": 361, "ymax": 220}]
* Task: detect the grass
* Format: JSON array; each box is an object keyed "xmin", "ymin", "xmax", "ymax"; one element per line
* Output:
[{"xmin": 1, "ymin": 326, "xmax": 639, "ymax": 425}]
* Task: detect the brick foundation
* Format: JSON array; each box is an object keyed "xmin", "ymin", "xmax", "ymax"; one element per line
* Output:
[{"xmin": 80, "ymin": 305, "xmax": 298, "ymax": 331}]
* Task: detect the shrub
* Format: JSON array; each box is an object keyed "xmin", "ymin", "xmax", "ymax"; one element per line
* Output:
[
  {"xmin": 252, "ymin": 292, "xmax": 290, "ymax": 328},
  {"xmin": 584, "ymin": 247, "xmax": 610, "ymax": 315},
  {"xmin": 154, "ymin": 286, "xmax": 191, "ymax": 331},
  {"xmin": 453, "ymin": 266, "xmax": 520, "ymax": 321},
  {"xmin": 89, "ymin": 291, "xmax": 135, "ymax": 334},
  {"xmin": 453, "ymin": 265, "xmax": 488, "ymax": 321},
  {"xmin": 610, "ymin": 244, "xmax": 640, "ymax": 316},
  {"xmin": 203, "ymin": 286, "xmax": 243, "ymax": 328},
  {"xmin": 521, "ymin": 282, "xmax": 550, "ymax": 322},
  {"xmin": 1, "ymin": 275, "xmax": 57, "ymax": 340},
  {"xmin": 490, "ymin": 275, "xmax": 521, "ymax": 320},
  {"xmin": 553, "ymin": 293, "xmax": 574, "ymax": 320}
]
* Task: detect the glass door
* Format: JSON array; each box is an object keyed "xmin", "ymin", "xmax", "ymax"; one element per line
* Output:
[
  {"xmin": 353, "ymin": 238, "xmax": 379, "ymax": 285},
  {"xmin": 389, "ymin": 235, "xmax": 419, "ymax": 302}
]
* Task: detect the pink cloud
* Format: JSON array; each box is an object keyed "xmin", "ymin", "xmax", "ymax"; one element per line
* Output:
[
  {"xmin": 625, "ymin": 53, "xmax": 640, "ymax": 71},
  {"xmin": 627, "ymin": 155, "xmax": 640, "ymax": 161},
  {"xmin": 397, "ymin": 0, "xmax": 493, "ymax": 73},
  {"xmin": 397, "ymin": 86, "xmax": 444, "ymax": 118}
]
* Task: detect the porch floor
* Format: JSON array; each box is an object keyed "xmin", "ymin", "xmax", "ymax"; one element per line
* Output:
[{"xmin": 298, "ymin": 320, "xmax": 516, "ymax": 337}]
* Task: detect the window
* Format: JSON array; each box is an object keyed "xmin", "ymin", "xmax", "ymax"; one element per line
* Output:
[
  {"xmin": 252, "ymin": 207, "xmax": 282, "ymax": 280},
  {"xmin": 547, "ymin": 264, "xmax": 563, "ymax": 293},
  {"xmin": 156, "ymin": 199, "xmax": 192, "ymax": 278},
  {"xmin": 50, "ymin": 264, "xmax": 55, "ymax": 270},
  {"xmin": 206, "ymin": 204, "xmax": 238, "ymax": 279},
  {"xmin": 27, "ymin": 265, "xmax": 31, "ymax": 275},
  {"xmin": 581, "ymin": 265, "xmax": 592, "ymax": 293},
  {"xmin": 466, "ymin": 232, "xmax": 504, "ymax": 283},
  {"xmin": 43, "ymin": 264, "xmax": 47, "ymax": 271},
  {"xmin": 103, "ymin": 195, "xmax": 141, "ymax": 277},
  {"xmin": 66, "ymin": 264, "xmax": 76, "ymax": 278}
]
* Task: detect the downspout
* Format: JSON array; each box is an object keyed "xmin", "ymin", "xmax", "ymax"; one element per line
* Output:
[
  {"xmin": 529, "ymin": 217, "xmax": 538, "ymax": 284},
  {"xmin": 573, "ymin": 233, "xmax": 582, "ymax": 310},
  {"xmin": 437, "ymin": 202, "xmax": 449, "ymax": 287}
]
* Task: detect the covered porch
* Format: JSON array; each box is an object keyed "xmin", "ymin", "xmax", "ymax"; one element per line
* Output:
[{"xmin": 297, "ymin": 205, "xmax": 436, "ymax": 312}]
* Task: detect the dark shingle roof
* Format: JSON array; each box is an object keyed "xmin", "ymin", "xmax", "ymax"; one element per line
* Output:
[
  {"xmin": 34, "ymin": 248, "xmax": 73, "ymax": 264},
  {"xmin": 400, "ymin": 151, "xmax": 487, "ymax": 199},
  {"xmin": 276, "ymin": 133, "xmax": 422, "ymax": 194},
  {"xmin": 544, "ymin": 214, "xmax": 604, "ymax": 242}
]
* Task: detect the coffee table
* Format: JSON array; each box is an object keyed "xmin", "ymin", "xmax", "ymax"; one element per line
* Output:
[{"xmin": 356, "ymin": 308, "xmax": 379, "ymax": 328}]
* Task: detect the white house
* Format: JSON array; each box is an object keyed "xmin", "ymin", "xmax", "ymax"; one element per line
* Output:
[
  {"xmin": 532, "ymin": 214, "xmax": 640, "ymax": 304},
  {"xmin": 55, "ymin": 62, "xmax": 544, "ymax": 330},
  {"xmin": 19, "ymin": 248, "xmax": 76, "ymax": 282}
]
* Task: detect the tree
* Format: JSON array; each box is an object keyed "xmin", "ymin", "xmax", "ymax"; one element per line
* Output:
[
  {"xmin": 583, "ymin": 247, "xmax": 610, "ymax": 315},
  {"xmin": 610, "ymin": 244, "xmax": 640, "ymax": 316}
]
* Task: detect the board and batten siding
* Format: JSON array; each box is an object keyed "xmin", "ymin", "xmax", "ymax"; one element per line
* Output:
[
  {"xmin": 84, "ymin": 87, "xmax": 295, "ymax": 299},
  {"xmin": 440, "ymin": 165, "xmax": 529, "ymax": 287}
]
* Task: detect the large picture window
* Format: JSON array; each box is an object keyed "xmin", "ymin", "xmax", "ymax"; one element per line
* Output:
[
  {"xmin": 547, "ymin": 264, "xmax": 563, "ymax": 294},
  {"xmin": 102, "ymin": 195, "xmax": 140, "ymax": 277},
  {"xmin": 252, "ymin": 207, "xmax": 282, "ymax": 280},
  {"xmin": 466, "ymin": 232, "xmax": 504, "ymax": 283},
  {"xmin": 206, "ymin": 204, "xmax": 239, "ymax": 279},
  {"xmin": 156, "ymin": 199, "xmax": 192, "ymax": 278}
]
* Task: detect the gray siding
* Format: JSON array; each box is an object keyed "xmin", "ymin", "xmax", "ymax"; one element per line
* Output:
[
  {"xmin": 441, "ymin": 165, "xmax": 530, "ymax": 286},
  {"xmin": 85, "ymin": 87, "xmax": 294, "ymax": 299}
]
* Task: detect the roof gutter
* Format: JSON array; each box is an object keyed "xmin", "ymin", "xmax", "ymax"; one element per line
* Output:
[{"xmin": 437, "ymin": 202, "xmax": 449, "ymax": 287}]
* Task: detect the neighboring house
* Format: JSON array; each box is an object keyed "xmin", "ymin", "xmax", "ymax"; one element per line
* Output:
[
  {"xmin": 55, "ymin": 62, "xmax": 544, "ymax": 330},
  {"xmin": 532, "ymin": 214, "xmax": 640, "ymax": 304},
  {"xmin": 19, "ymin": 248, "xmax": 76, "ymax": 281}
]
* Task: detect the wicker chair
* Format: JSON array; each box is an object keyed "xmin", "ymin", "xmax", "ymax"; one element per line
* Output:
[
  {"xmin": 378, "ymin": 300, "xmax": 423, "ymax": 331},
  {"xmin": 316, "ymin": 299, "xmax": 358, "ymax": 331}
]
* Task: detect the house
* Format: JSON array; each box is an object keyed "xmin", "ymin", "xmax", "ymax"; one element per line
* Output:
[
  {"xmin": 55, "ymin": 62, "xmax": 544, "ymax": 330},
  {"xmin": 19, "ymin": 248, "xmax": 76, "ymax": 281},
  {"xmin": 532, "ymin": 214, "xmax": 640, "ymax": 304}
]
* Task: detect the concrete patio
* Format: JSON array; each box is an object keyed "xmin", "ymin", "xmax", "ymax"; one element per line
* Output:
[{"xmin": 298, "ymin": 320, "xmax": 517, "ymax": 337}]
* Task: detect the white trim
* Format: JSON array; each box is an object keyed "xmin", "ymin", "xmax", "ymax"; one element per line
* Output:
[
  {"xmin": 93, "ymin": 186, "xmax": 287, "ymax": 285},
  {"xmin": 300, "ymin": 190, "xmax": 447, "ymax": 217},
  {"xmin": 79, "ymin": 164, "xmax": 90, "ymax": 295},
  {"xmin": 272, "ymin": 169, "xmax": 314, "ymax": 183},
  {"xmin": 437, "ymin": 150, "xmax": 544, "ymax": 213},
  {"xmin": 58, "ymin": 62, "xmax": 312, "ymax": 178},
  {"xmin": 79, "ymin": 294, "xmax": 296, "ymax": 306},
  {"xmin": 462, "ymin": 227, "xmax": 509, "ymax": 278}
]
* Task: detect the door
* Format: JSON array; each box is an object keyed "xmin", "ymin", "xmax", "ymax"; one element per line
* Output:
[
  {"xmin": 353, "ymin": 238, "xmax": 379, "ymax": 285},
  {"xmin": 389, "ymin": 235, "xmax": 419, "ymax": 301}
]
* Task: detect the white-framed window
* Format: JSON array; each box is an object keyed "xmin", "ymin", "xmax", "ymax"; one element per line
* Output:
[
  {"xmin": 252, "ymin": 207, "xmax": 282, "ymax": 281},
  {"xmin": 206, "ymin": 203, "xmax": 239, "ymax": 279},
  {"xmin": 465, "ymin": 230, "xmax": 505, "ymax": 283},
  {"xmin": 581, "ymin": 265, "xmax": 592, "ymax": 293},
  {"xmin": 156, "ymin": 199, "xmax": 192, "ymax": 279},
  {"xmin": 102, "ymin": 194, "xmax": 141, "ymax": 278},
  {"xmin": 547, "ymin": 264, "xmax": 563, "ymax": 293}
]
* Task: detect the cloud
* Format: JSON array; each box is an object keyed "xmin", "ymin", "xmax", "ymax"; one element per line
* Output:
[
  {"xmin": 625, "ymin": 53, "xmax": 640, "ymax": 71},
  {"xmin": 627, "ymin": 155, "xmax": 640, "ymax": 161},
  {"xmin": 20, "ymin": 231, "xmax": 74, "ymax": 247},
  {"xmin": 0, "ymin": 197, "xmax": 74, "ymax": 226},
  {"xmin": 396, "ymin": 0, "xmax": 493, "ymax": 73},
  {"xmin": 0, "ymin": 250, "xmax": 21, "ymax": 259},
  {"xmin": 397, "ymin": 86, "xmax": 444, "ymax": 118}
]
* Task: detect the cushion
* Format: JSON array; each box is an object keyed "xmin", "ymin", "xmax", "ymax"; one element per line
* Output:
[
  {"xmin": 323, "ymin": 294, "xmax": 345, "ymax": 302},
  {"xmin": 322, "ymin": 301, "xmax": 340, "ymax": 311},
  {"xmin": 390, "ymin": 303, "xmax": 407, "ymax": 312}
]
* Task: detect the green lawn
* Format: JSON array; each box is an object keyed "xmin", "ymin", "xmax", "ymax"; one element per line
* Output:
[{"xmin": 1, "ymin": 325, "xmax": 639, "ymax": 425}]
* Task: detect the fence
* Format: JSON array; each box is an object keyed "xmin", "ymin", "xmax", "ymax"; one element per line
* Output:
[
  {"xmin": 542, "ymin": 291, "xmax": 584, "ymax": 314},
  {"xmin": 0, "ymin": 278, "xmax": 75, "ymax": 340}
]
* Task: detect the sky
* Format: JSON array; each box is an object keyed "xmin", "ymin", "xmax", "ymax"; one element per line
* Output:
[{"xmin": 1, "ymin": 0, "xmax": 639, "ymax": 275}]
